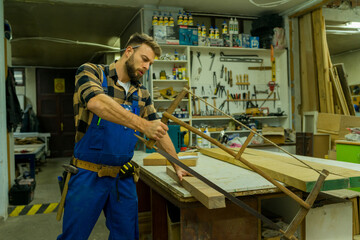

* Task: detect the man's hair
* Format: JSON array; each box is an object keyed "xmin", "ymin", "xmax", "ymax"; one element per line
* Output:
[{"xmin": 124, "ymin": 33, "xmax": 162, "ymax": 57}]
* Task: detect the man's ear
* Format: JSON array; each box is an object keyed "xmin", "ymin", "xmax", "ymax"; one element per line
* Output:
[{"xmin": 125, "ymin": 46, "xmax": 134, "ymax": 58}]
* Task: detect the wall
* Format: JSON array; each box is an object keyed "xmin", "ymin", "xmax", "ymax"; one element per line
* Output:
[{"xmin": 331, "ymin": 50, "xmax": 360, "ymax": 86}]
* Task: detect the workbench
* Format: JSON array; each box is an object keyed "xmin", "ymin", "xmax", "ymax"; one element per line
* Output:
[
  {"xmin": 14, "ymin": 143, "xmax": 46, "ymax": 179},
  {"xmin": 133, "ymin": 150, "xmax": 355, "ymax": 240}
]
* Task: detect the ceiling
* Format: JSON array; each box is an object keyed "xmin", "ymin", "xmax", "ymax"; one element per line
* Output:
[{"xmin": 4, "ymin": 0, "xmax": 359, "ymax": 67}]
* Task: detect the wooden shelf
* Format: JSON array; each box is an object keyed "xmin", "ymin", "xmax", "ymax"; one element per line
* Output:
[
  {"xmin": 209, "ymin": 129, "xmax": 262, "ymax": 134},
  {"xmin": 153, "ymin": 79, "xmax": 188, "ymax": 83},
  {"xmin": 154, "ymin": 99, "xmax": 188, "ymax": 102},
  {"xmin": 154, "ymin": 60, "xmax": 188, "ymax": 63},
  {"xmin": 227, "ymin": 99, "xmax": 280, "ymax": 102}
]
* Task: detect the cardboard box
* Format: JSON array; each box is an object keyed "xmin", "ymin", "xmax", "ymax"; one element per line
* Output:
[
  {"xmin": 262, "ymin": 126, "xmax": 285, "ymax": 144},
  {"xmin": 179, "ymin": 26, "xmax": 198, "ymax": 45},
  {"xmin": 153, "ymin": 25, "xmax": 166, "ymax": 44},
  {"xmin": 317, "ymin": 113, "xmax": 360, "ymax": 148}
]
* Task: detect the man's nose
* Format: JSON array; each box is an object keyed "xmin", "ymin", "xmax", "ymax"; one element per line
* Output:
[{"xmin": 143, "ymin": 62, "xmax": 150, "ymax": 70}]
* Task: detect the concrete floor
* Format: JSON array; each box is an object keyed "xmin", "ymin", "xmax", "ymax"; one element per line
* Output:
[{"xmin": 0, "ymin": 157, "xmax": 110, "ymax": 240}]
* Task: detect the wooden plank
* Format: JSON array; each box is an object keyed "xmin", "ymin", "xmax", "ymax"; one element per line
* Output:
[
  {"xmin": 334, "ymin": 63, "xmax": 356, "ymax": 115},
  {"xmin": 166, "ymin": 166, "xmax": 226, "ymax": 209},
  {"xmin": 299, "ymin": 13, "xmax": 319, "ymax": 112},
  {"xmin": 242, "ymin": 148, "xmax": 360, "ymax": 186},
  {"xmin": 312, "ymin": 9, "xmax": 328, "ymax": 113},
  {"xmin": 330, "ymin": 66, "xmax": 350, "ymax": 115},
  {"xmin": 200, "ymin": 148, "xmax": 350, "ymax": 192},
  {"xmin": 143, "ymin": 152, "xmax": 198, "ymax": 166}
]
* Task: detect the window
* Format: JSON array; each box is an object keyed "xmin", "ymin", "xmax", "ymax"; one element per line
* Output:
[{"xmin": 14, "ymin": 68, "xmax": 25, "ymax": 86}]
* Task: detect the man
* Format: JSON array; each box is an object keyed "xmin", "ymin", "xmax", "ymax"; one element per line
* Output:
[{"xmin": 58, "ymin": 33, "xmax": 188, "ymax": 240}]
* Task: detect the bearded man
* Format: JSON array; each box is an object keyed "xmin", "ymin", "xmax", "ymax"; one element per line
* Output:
[{"xmin": 57, "ymin": 33, "xmax": 188, "ymax": 240}]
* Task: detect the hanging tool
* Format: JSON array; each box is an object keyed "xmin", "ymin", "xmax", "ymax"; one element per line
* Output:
[
  {"xmin": 219, "ymin": 52, "xmax": 263, "ymax": 63},
  {"xmin": 259, "ymin": 90, "xmax": 274, "ymax": 108},
  {"xmin": 226, "ymin": 90, "xmax": 230, "ymax": 115},
  {"xmin": 220, "ymin": 64, "xmax": 224, "ymax": 78},
  {"xmin": 196, "ymin": 51, "xmax": 202, "ymax": 67},
  {"xmin": 57, "ymin": 163, "xmax": 79, "ymax": 221},
  {"xmin": 229, "ymin": 70, "xmax": 233, "ymax": 87},
  {"xmin": 224, "ymin": 67, "xmax": 228, "ymax": 84},
  {"xmin": 274, "ymin": 92, "xmax": 276, "ymax": 108},
  {"xmin": 213, "ymin": 72, "xmax": 217, "ymax": 88},
  {"xmin": 271, "ymin": 45, "xmax": 276, "ymax": 82},
  {"xmin": 212, "ymin": 96, "xmax": 217, "ymax": 115},
  {"xmin": 245, "ymin": 74, "xmax": 249, "ymax": 90},
  {"xmin": 201, "ymin": 86, "xmax": 205, "ymax": 95},
  {"xmin": 243, "ymin": 92, "xmax": 246, "ymax": 110},
  {"xmin": 209, "ymin": 52, "xmax": 215, "ymax": 71},
  {"xmin": 191, "ymin": 87, "xmax": 197, "ymax": 115},
  {"xmin": 253, "ymin": 86, "xmax": 258, "ymax": 107},
  {"xmin": 203, "ymin": 96, "xmax": 209, "ymax": 116},
  {"xmin": 194, "ymin": 51, "xmax": 202, "ymax": 81},
  {"xmin": 198, "ymin": 97, "xmax": 201, "ymax": 116}
]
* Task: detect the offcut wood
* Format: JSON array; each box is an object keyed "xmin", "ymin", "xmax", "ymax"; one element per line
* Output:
[{"xmin": 166, "ymin": 166, "xmax": 226, "ymax": 209}]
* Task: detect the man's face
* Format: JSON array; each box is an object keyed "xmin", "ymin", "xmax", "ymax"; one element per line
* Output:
[{"xmin": 125, "ymin": 44, "xmax": 155, "ymax": 83}]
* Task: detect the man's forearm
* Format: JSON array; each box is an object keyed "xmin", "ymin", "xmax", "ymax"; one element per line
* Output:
[
  {"xmin": 87, "ymin": 93, "xmax": 147, "ymax": 132},
  {"xmin": 156, "ymin": 133, "xmax": 180, "ymax": 170}
]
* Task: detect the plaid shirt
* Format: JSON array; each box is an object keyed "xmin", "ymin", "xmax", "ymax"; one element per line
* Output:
[{"xmin": 73, "ymin": 61, "xmax": 158, "ymax": 143}]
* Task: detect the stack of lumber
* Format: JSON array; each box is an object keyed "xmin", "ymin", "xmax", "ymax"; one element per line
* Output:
[
  {"xmin": 299, "ymin": 8, "xmax": 355, "ymax": 115},
  {"xmin": 199, "ymin": 147, "xmax": 360, "ymax": 192}
]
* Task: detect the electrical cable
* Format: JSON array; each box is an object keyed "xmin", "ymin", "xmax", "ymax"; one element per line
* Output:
[{"xmin": 11, "ymin": 37, "xmax": 119, "ymax": 50}]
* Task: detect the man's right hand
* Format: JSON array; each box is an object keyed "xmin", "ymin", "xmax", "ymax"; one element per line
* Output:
[{"xmin": 144, "ymin": 120, "xmax": 168, "ymax": 141}]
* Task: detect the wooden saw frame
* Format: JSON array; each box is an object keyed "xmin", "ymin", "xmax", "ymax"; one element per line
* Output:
[{"xmin": 143, "ymin": 85, "xmax": 329, "ymax": 240}]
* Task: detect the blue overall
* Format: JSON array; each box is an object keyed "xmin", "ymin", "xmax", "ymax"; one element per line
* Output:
[{"xmin": 58, "ymin": 70, "xmax": 140, "ymax": 240}]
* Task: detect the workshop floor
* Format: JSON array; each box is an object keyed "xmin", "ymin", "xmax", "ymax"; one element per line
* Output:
[{"xmin": 0, "ymin": 157, "xmax": 109, "ymax": 240}]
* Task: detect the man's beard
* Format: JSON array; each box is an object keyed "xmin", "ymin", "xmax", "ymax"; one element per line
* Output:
[{"xmin": 125, "ymin": 55, "xmax": 142, "ymax": 84}]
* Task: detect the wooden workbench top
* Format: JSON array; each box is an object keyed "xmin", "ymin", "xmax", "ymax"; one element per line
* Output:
[{"xmin": 132, "ymin": 150, "xmax": 282, "ymax": 202}]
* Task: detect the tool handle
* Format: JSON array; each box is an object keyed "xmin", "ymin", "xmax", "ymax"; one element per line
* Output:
[
  {"xmin": 146, "ymin": 86, "xmax": 189, "ymax": 149},
  {"xmin": 56, "ymin": 172, "xmax": 71, "ymax": 221}
]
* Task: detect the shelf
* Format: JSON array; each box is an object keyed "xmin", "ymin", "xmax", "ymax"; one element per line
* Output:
[
  {"xmin": 191, "ymin": 115, "xmax": 287, "ymax": 120},
  {"xmin": 209, "ymin": 129, "xmax": 262, "ymax": 134},
  {"xmin": 153, "ymin": 79, "xmax": 188, "ymax": 83},
  {"xmin": 159, "ymin": 45, "xmax": 188, "ymax": 49},
  {"xmin": 189, "ymin": 45, "xmax": 286, "ymax": 54},
  {"xmin": 154, "ymin": 99, "xmax": 189, "ymax": 102},
  {"xmin": 154, "ymin": 60, "xmax": 188, "ymax": 63}
]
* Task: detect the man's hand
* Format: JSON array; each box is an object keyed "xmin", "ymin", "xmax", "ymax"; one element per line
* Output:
[
  {"xmin": 174, "ymin": 165, "xmax": 191, "ymax": 181},
  {"xmin": 144, "ymin": 119, "xmax": 168, "ymax": 141}
]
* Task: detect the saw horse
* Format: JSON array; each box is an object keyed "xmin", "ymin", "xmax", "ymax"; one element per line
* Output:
[{"xmin": 136, "ymin": 85, "xmax": 328, "ymax": 240}]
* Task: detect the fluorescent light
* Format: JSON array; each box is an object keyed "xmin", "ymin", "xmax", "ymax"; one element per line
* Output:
[
  {"xmin": 326, "ymin": 29, "xmax": 360, "ymax": 35},
  {"xmin": 345, "ymin": 22, "xmax": 360, "ymax": 28}
]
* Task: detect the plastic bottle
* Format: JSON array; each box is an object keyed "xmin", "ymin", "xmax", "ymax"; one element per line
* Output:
[
  {"xmin": 196, "ymin": 129, "xmax": 202, "ymax": 147},
  {"xmin": 229, "ymin": 18, "xmax": 234, "ymax": 34},
  {"xmin": 234, "ymin": 18, "xmax": 239, "ymax": 34},
  {"xmin": 152, "ymin": 12, "xmax": 158, "ymax": 26},
  {"xmin": 169, "ymin": 13, "xmax": 174, "ymax": 27},
  {"xmin": 201, "ymin": 24, "xmax": 206, "ymax": 37},
  {"xmin": 174, "ymin": 50, "xmax": 179, "ymax": 60},
  {"xmin": 183, "ymin": 12, "xmax": 188, "ymax": 26},
  {"xmin": 158, "ymin": 12, "xmax": 163, "ymax": 26},
  {"xmin": 202, "ymin": 128, "xmax": 211, "ymax": 148},
  {"xmin": 209, "ymin": 26, "xmax": 214, "ymax": 39},
  {"xmin": 197, "ymin": 23, "xmax": 201, "ymax": 37},
  {"xmin": 163, "ymin": 13, "xmax": 168, "ymax": 26},
  {"xmin": 188, "ymin": 13, "xmax": 193, "ymax": 26},
  {"xmin": 173, "ymin": 65, "xmax": 177, "ymax": 80},
  {"xmin": 177, "ymin": 10, "xmax": 183, "ymax": 25},
  {"xmin": 215, "ymin": 26, "xmax": 220, "ymax": 39},
  {"xmin": 222, "ymin": 20, "xmax": 228, "ymax": 35}
]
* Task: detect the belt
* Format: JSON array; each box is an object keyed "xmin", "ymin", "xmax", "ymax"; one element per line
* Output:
[{"xmin": 73, "ymin": 158, "xmax": 136, "ymax": 178}]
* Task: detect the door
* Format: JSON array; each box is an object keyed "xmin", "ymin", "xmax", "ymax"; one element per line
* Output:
[{"xmin": 36, "ymin": 68, "xmax": 76, "ymax": 157}]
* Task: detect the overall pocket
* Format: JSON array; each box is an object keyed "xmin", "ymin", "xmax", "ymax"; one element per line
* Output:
[{"xmin": 89, "ymin": 125, "xmax": 105, "ymax": 150}]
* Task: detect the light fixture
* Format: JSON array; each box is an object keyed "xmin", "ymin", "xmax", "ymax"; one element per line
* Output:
[
  {"xmin": 326, "ymin": 29, "xmax": 360, "ymax": 35},
  {"xmin": 345, "ymin": 22, "xmax": 360, "ymax": 28}
]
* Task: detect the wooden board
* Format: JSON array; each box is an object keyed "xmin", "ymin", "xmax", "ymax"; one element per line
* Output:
[
  {"xmin": 312, "ymin": 9, "xmax": 328, "ymax": 113},
  {"xmin": 241, "ymin": 148, "xmax": 360, "ymax": 188},
  {"xmin": 299, "ymin": 13, "xmax": 319, "ymax": 112},
  {"xmin": 334, "ymin": 63, "xmax": 356, "ymax": 116},
  {"xmin": 199, "ymin": 148, "xmax": 351, "ymax": 192},
  {"xmin": 143, "ymin": 152, "xmax": 198, "ymax": 166},
  {"xmin": 166, "ymin": 166, "xmax": 226, "ymax": 209}
]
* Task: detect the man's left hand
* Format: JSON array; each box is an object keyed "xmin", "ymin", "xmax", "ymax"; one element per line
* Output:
[{"xmin": 174, "ymin": 166, "xmax": 191, "ymax": 181}]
